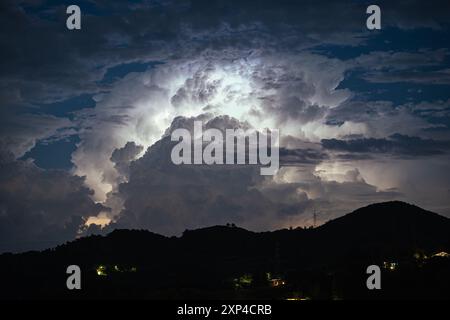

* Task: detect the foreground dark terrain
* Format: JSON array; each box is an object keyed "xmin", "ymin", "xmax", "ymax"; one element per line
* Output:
[{"xmin": 1, "ymin": 201, "xmax": 449, "ymax": 300}]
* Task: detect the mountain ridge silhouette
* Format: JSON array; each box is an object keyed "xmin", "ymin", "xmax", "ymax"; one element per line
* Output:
[
  {"xmin": 1, "ymin": 200, "xmax": 449, "ymax": 299},
  {"xmin": 53, "ymin": 200, "xmax": 450, "ymax": 255}
]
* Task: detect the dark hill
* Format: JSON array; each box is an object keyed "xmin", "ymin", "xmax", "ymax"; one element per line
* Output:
[
  {"xmin": 314, "ymin": 201, "xmax": 450, "ymax": 259},
  {"xmin": 321, "ymin": 201, "xmax": 450, "ymax": 232},
  {"xmin": 0, "ymin": 201, "xmax": 449, "ymax": 299}
]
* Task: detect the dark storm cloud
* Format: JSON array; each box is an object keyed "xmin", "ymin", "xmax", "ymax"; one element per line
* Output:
[
  {"xmin": 322, "ymin": 133, "xmax": 450, "ymax": 157},
  {"xmin": 105, "ymin": 115, "xmax": 404, "ymax": 234},
  {"xmin": 349, "ymin": 49, "xmax": 450, "ymax": 85},
  {"xmin": 2, "ymin": 0, "xmax": 449, "ymax": 107},
  {"xmin": 259, "ymin": 94, "xmax": 327, "ymax": 125},
  {"xmin": 109, "ymin": 115, "xmax": 293, "ymax": 233},
  {"xmin": 407, "ymin": 99, "xmax": 450, "ymax": 119},
  {"xmin": 362, "ymin": 69, "xmax": 450, "ymax": 85},
  {"xmin": 353, "ymin": 50, "xmax": 448, "ymax": 71},
  {"xmin": 325, "ymin": 99, "xmax": 441, "ymax": 138},
  {"xmin": 0, "ymin": 113, "xmax": 74, "ymax": 158},
  {"xmin": 113, "ymin": 116, "xmax": 272, "ymax": 234},
  {"xmin": 110, "ymin": 141, "xmax": 144, "ymax": 183},
  {"xmin": 334, "ymin": 153, "xmax": 374, "ymax": 161},
  {"xmin": 380, "ymin": 0, "xmax": 450, "ymax": 29},
  {"xmin": 279, "ymin": 147, "xmax": 328, "ymax": 166},
  {"xmin": 111, "ymin": 141, "xmax": 144, "ymax": 169},
  {"xmin": 0, "ymin": 148, "xmax": 106, "ymax": 253},
  {"xmin": 161, "ymin": 113, "xmax": 327, "ymax": 167}
]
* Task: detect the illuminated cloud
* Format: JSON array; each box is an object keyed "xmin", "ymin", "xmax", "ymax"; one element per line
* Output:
[{"xmin": 71, "ymin": 52, "xmax": 352, "ymax": 201}]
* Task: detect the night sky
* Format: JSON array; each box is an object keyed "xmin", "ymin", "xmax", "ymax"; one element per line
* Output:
[{"xmin": 1, "ymin": 0, "xmax": 450, "ymax": 253}]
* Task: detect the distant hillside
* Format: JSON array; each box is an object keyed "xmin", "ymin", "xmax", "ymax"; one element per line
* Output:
[
  {"xmin": 314, "ymin": 201, "xmax": 450, "ymax": 259},
  {"xmin": 1, "ymin": 201, "xmax": 449, "ymax": 299}
]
